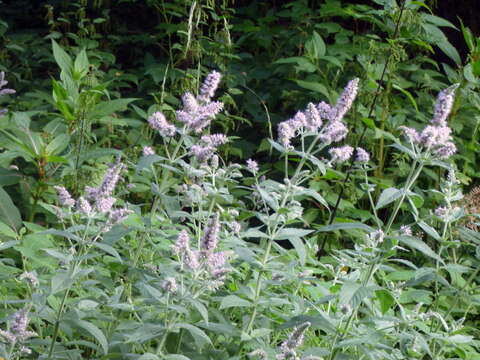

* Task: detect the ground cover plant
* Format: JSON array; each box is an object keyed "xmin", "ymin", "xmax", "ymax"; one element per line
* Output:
[{"xmin": 1, "ymin": 0, "xmax": 480, "ymax": 359}]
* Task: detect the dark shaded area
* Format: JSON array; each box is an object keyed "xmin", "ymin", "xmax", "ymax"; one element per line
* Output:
[{"xmin": 1, "ymin": 0, "xmax": 477, "ymax": 66}]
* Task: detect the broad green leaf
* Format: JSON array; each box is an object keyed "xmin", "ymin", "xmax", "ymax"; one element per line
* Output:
[
  {"xmin": 280, "ymin": 314, "xmax": 335, "ymax": 333},
  {"xmin": 423, "ymin": 14, "xmax": 458, "ymax": 29},
  {"xmin": 460, "ymin": 19, "xmax": 474, "ymax": 52},
  {"xmin": 299, "ymin": 188, "xmax": 329, "ymax": 210},
  {"xmin": 137, "ymin": 354, "xmax": 161, "ymax": 360},
  {"xmin": 437, "ymin": 40, "xmax": 462, "ymax": 66},
  {"xmin": 397, "ymin": 235, "xmax": 444, "ymax": 264},
  {"xmin": 376, "ymin": 187, "xmax": 402, "ymax": 210},
  {"xmin": 295, "ymin": 80, "xmax": 329, "ymax": 98},
  {"xmin": 164, "ymin": 355, "xmax": 191, "ymax": 360},
  {"xmin": 0, "ymin": 187, "xmax": 22, "ymax": 230},
  {"xmin": 52, "ymin": 39, "xmax": 73, "ymax": 75},
  {"xmin": 90, "ymin": 98, "xmax": 138, "ymax": 119},
  {"xmin": 276, "ymin": 228, "xmax": 314, "ymax": 239},
  {"xmin": 274, "ymin": 57, "xmax": 317, "ymax": 72},
  {"xmin": 340, "ymin": 282, "xmax": 376, "ymax": 308},
  {"xmin": 243, "ymin": 228, "xmax": 269, "ymax": 239},
  {"xmin": 361, "ymin": 117, "xmax": 376, "ymax": 129},
  {"xmin": 448, "ymin": 334, "xmax": 473, "ymax": 343},
  {"xmin": 187, "ymin": 298, "xmax": 209, "ymax": 324},
  {"xmin": 0, "ymin": 220, "xmax": 17, "ymax": 237},
  {"xmin": 74, "ymin": 48, "xmax": 89, "ymax": 77},
  {"xmin": 375, "ymin": 289, "xmax": 395, "ymax": 314},
  {"xmin": 93, "ymin": 242, "xmax": 123, "ymax": 262},
  {"xmin": 136, "ymin": 154, "xmax": 165, "ymax": 173},
  {"xmin": 305, "ymin": 31, "xmax": 326, "ymax": 59},
  {"xmin": 392, "ymin": 84, "xmax": 419, "ymax": 112},
  {"xmin": 317, "ymin": 222, "xmax": 374, "ymax": 233},
  {"xmin": 0, "ymin": 240, "xmax": 19, "ymax": 251},
  {"xmin": 176, "ymin": 323, "xmax": 212, "ymax": 348},
  {"xmin": 312, "ymin": 31, "xmax": 326, "ymax": 57},
  {"xmin": 417, "ymin": 221, "xmax": 441, "ymax": 241},
  {"xmin": 220, "ymin": 295, "xmax": 251, "ymax": 309},
  {"xmin": 45, "ymin": 134, "xmax": 70, "ymax": 155},
  {"xmin": 411, "ymin": 1, "xmax": 433, "ymax": 13},
  {"xmin": 196, "ymin": 321, "xmax": 238, "ymax": 337},
  {"xmin": 0, "ymin": 167, "xmax": 21, "ymax": 186},
  {"xmin": 288, "ymin": 237, "xmax": 306, "ymax": 265},
  {"xmin": 390, "ymin": 143, "xmax": 417, "ymax": 159},
  {"xmin": 72, "ymin": 319, "xmax": 109, "ymax": 355}
]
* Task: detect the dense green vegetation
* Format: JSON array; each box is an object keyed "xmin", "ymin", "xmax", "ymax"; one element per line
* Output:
[{"xmin": 1, "ymin": 1, "xmax": 480, "ymax": 359}]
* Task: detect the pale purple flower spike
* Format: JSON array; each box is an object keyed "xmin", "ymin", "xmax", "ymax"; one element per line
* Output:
[
  {"xmin": 201, "ymin": 134, "xmax": 228, "ymax": 147},
  {"xmin": 277, "ymin": 78, "xmax": 359, "ymax": 148},
  {"xmin": 246, "ymin": 159, "xmax": 259, "ymax": 173},
  {"xmin": 400, "ymin": 84, "xmax": 459, "ymax": 160},
  {"xmin": 329, "ymin": 145, "xmax": 354, "ymax": 163},
  {"xmin": 0, "ymin": 308, "xmax": 37, "ymax": 346},
  {"xmin": 19, "ymin": 271, "xmax": 39, "ymax": 287},
  {"xmin": 277, "ymin": 321, "xmax": 311, "ymax": 360},
  {"xmin": 176, "ymin": 71, "xmax": 224, "ymax": 133},
  {"xmin": 201, "ymin": 213, "xmax": 220, "ymax": 252},
  {"xmin": 148, "ymin": 111, "xmax": 176, "ymax": 137},
  {"xmin": 400, "ymin": 225, "xmax": 412, "ymax": 236},
  {"xmin": 173, "ymin": 230, "xmax": 190, "ymax": 255},
  {"xmin": 191, "ymin": 144, "xmax": 215, "ymax": 163},
  {"xmin": 332, "ymin": 78, "xmax": 360, "ymax": 122},
  {"xmin": 198, "ymin": 70, "xmax": 222, "ymax": 102},
  {"xmin": 77, "ymin": 197, "xmax": 92, "ymax": 217},
  {"xmin": 355, "ymin": 147, "xmax": 370, "ymax": 163},
  {"xmin": 431, "ymin": 84, "xmax": 458, "ymax": 127},
  {"xmin": 96, "ymin": 196, "xmax": 116, "ymax": 213},
  {"xmin": 320, "ymin": 121, "xmax": 348, "ymax": 143},
  {"xmin": 0, "ymin": 71, "xmax": 15, "ymax": 116},
  {"xmin": 143, "ymin": 146, "xmax": 155, "ymax": 156},
  {"xmin": 54, "ymin": 186, "xmax": 75, "ymax": 208}
]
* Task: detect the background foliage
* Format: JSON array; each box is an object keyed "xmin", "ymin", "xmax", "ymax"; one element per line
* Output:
[{"xmin": 1, "ymin": 0, "xmax": 480, "ymax": 359}]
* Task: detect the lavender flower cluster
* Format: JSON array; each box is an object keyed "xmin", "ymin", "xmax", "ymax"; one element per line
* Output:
[
  {"xmin": 172, "ymin": 213, "xmax": 230, "ymax": 289},
  {"xmin": 177, "ymin": 71, "xmax": 224, "ymax": 133},
  {"xmin": 54, "ymin": 160, "xmax": 132, "ymax": 226},
  {"xmin": 0, "ymin": 308, "xmax": 37, "ymax": 354},
  {"xmin": 191, "ymin": 133, "xmax": 228, "ymax": 163},
  {"xmin": 0, "ymin": 71, "xmax": 15, "ymax": 116},
  {"xmin": 277, "ymin": 78, "xmax": 370, "ymax": 164},
  {"xmin": 145, "ymin": 71, "xmax": 224, "ymax": 139},
  {"xmin": 278, "ymin": 79, "xmax": 358, "ymax": 148},
  {"xmin": 400, "ymin": 84, "xmax": 459, "ymax": 159},
  {"xmin": 276, "ymin": 321, "xmax": 311, "ymax": 360}
]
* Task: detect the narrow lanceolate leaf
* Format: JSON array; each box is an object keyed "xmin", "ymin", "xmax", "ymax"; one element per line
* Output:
[{"xmin": 0, "ymin": 187, "xmax": 22, "ymax": 231}]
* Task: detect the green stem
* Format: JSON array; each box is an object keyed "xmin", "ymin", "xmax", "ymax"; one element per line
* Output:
[
  {"xmin": 47, "ymin": 287, "xmax": 71, "ymax": 359},
  {"xmin": 245, "ymin": 237, "xmax": 274, "ymax": 334},
  {"xmin": 384, "ymin": 161, "xmax": 423, "ymax": 234},
  {"xmin": 328, "ymin": 160, "xmax": 424, "ymax": 360}
]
